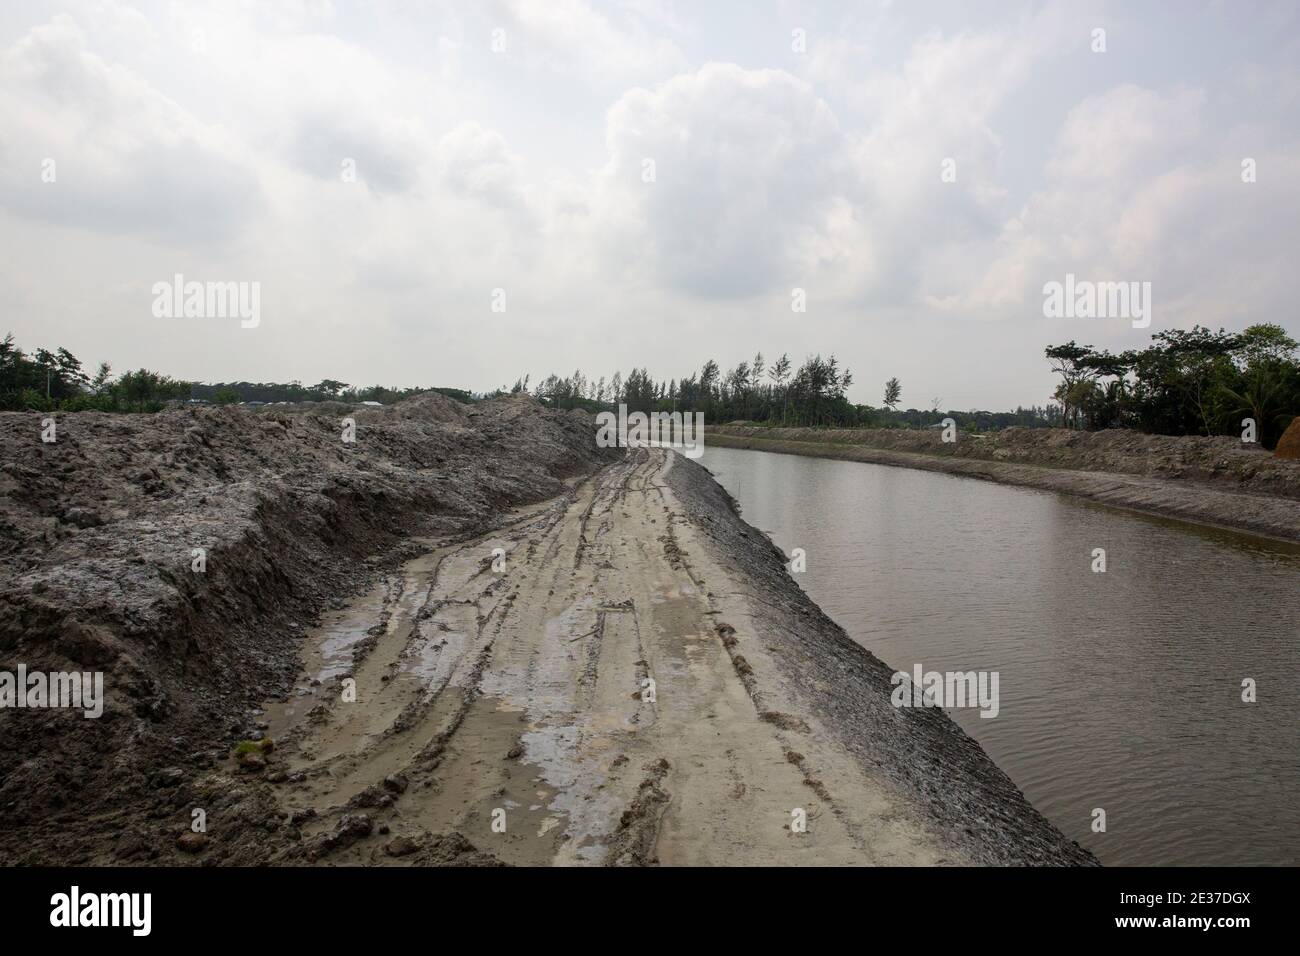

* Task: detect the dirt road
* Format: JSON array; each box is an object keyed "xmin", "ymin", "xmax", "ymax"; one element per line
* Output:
[{"xmin": 264, "ymin": 447, "xmax": 966, "ymax": 865}]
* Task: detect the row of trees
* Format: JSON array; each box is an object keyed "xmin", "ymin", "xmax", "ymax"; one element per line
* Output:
[
  {"xmin": 1045, "ymin": 323, "xmax": 1298, "ymax": 446},
  {"xmin": 515, "ymin": 353, "xmax": 864, "ymax": 426},
  {"xmin": 1, "ymin": 334, "xmax": 474, "ymax": 413},
  {"xmin": 513, "ymin": 352, "xmax": 1061, "ymax": 431},
  {"xmin": 1, "ymin": 334, "xmax": 190, "ymax": 412}
]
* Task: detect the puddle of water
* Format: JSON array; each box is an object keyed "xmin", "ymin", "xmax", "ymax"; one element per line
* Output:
[
  {"xmin": 480, "ymin": 599, "xmax": 627, "ymax": 863},
  {"xmin": 262, "ymin": 577, "xmax": 397, "ymax": 735}
]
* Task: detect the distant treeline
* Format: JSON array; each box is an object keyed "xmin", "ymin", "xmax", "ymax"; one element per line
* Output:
[
  {"xmin": 0, "ymin": 333, "xmax": 473, "ymax": 413},
  {"xmin": 17, "ymin": 325, "xmax": 1291, "ymax": 444},
  {"xmin": 509, "ymin": 353, "xmax": 1061, "ymax": 431},
  {"xmin": 1, "ymin": 334, "xmax": 189, "ymax": 412},
  {"xmin": 1045, "ymin": 323, "xmax": 1298, "ymax": 447}
]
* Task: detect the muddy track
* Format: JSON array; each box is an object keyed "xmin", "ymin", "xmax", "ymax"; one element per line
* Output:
[
  {"xmin": 249, "ymin": 447, "xmax": 1004, "ymax": 865},
  {"xmin": 0, "ymin": 392, "xmax": 618, "ymax": 865}
]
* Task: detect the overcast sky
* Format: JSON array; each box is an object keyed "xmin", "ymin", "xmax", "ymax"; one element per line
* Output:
[{"xmin": 2, "ymin": 0, "xmax": 1298, "ymax": 409}]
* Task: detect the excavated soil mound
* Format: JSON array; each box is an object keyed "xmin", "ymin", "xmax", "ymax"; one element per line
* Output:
[
  {"xmin": 0, "ymin": 393, "xmax": 615, "ymax": 864},
  {"xmin": 1275, "ymin": 417, "xmax": 1300, "ymax": 460}
]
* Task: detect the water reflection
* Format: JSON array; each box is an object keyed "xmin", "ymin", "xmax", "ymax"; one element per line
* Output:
[{"xmin": 702, "ymin": 445, "xmax": 1300, "ymax": 865}]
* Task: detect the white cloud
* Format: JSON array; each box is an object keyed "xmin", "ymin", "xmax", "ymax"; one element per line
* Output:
[
  {"xmin": 594, "ymin": 63, "xmax": 855, "ymax": 298},
  {"xmin": 437, "ymin": 122, "xmax": 535, "ymax": 222},
  {"xmin": 0, "ymin": 0, "xmax": 1296, "ymax": 411},
  {"xmin": 489, "ymin": 0, "xmax": 686, "ymax": 86},
  {"xmin": 954, "ymin": 81, "xmax": 1300, "ymax": 345},
  {"xmin": 0, "ymin": 14, "xmax": 263, "ymax": 242}
]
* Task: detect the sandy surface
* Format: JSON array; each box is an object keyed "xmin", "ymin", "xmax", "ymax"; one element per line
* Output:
[
  {"xmin": 253, "ymin": 448, "xmax": 1091, "ymax": 865},
  {"xmin": 258, "ymin": 449, "xmax": 957, "ymax": 864},
  {"xmin": 709, "ymin": 426, "xmax": 1300, "ymax": 543}
]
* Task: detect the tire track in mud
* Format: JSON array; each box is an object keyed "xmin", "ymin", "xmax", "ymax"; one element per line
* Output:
[
  {"xmin": 258, "ymin": 469, "xmax": 612, "ymax": 860},
  {"xmin": 256, "ymin": 448, "xmax": 960, "ymax": 866}
]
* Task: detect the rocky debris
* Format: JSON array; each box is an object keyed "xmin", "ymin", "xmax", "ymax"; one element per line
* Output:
[
  {"xmin": 309, "ymin": 814, "xmax": 374, "ymax": 859},
  {"xmin": 415, "ymin": 832, "xmax": 505, "ymax": 867},
  {"xmin": 348, "ymin": 784, "xmax": 394, "ymax": 809},
  {"xmin": 236, "ymin": 752, "xmax": 266, "ymax": 771},
  {"xmin": 384, "ymin": 835, "xmax": 420, "ymax": 858},
  {"xmin": 175, "ymin": 832, "xmax": 208, "ymax": 854},
  {"xmin": 151, "ymin": 768, "xmax": 186, "ymax": 788},
  {"xmin": 0, "ymin": 393, "xmax": 616, "ymax": 864},
  {"xmin": 114, "ymin": 827, "xmax": 155, "ymax": 861},
  {"xmin": 607, "ymin": 758, "xmax": 672, "ymax": 866}
]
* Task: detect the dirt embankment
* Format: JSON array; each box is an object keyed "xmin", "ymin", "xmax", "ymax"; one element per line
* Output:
[
  {"xmin": 1, "ymin": 400, "xmax": 1092, "ymax": 866},
  {"xmin": 709, "ymin": 425, "xmax": 1300, "ymax": 542},
  {"xmin": 0, "ymin": 393, "xmax": 617, "ymax": 864},
  {"xmin": 664, "ymin": 455, "xmax": 1095, "ymax": 865}
]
